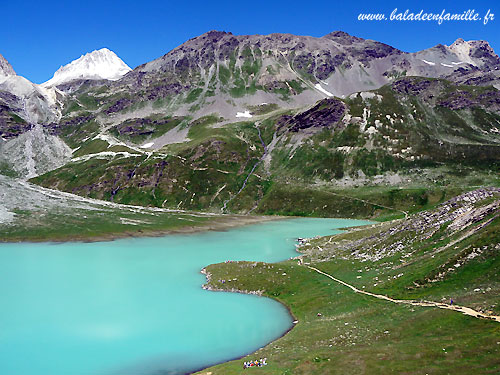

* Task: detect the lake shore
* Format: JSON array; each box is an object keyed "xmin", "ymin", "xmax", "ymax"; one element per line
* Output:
[
  {"xmin": 192, "ymin": 193, "xmax": 500, "ymax": 374},
  {"xmin": 193, "ymin": 265, "xmax": 299, "ymax": 375},
  {"xmin": 0, "ymin": 213, "xmax": 288, "ymax": 243}
]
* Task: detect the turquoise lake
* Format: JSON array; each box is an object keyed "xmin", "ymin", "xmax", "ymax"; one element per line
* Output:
[{"xmin": 0, "ymin": 217, "xmax": 370, "ymax": 375}]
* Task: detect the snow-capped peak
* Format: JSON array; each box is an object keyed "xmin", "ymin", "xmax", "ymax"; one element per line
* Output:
[
  {"xmin": 0, "ymin": 53, "xmax": 16, "ymax": 77},
  {"xmin": 42, "ymin": 48, "xmax": 131, "ymax": 87}
]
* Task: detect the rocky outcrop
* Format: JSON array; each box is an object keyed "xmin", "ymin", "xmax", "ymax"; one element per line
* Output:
[
  {"xmin": 0, "ymin": 54, "xmax": 16, "ymax": 77},
  {"xmin": 300, "ymin": 188, "xmax": 500, "ymax": 263},
  {"xmin": 279, "ymin": 98, "xmax": 346, "ymax": 132},
  {"xmin": 391, "ymin": 77, "xmax": 435, "ymax": 95}
]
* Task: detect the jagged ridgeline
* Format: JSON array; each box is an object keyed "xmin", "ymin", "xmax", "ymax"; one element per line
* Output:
[{"xmin": 1, "ymin": 31, "xmax": 500, "ymax": 215}]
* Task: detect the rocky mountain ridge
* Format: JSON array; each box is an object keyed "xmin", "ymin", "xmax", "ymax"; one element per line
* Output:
[
  {"xmin": 0, "ymin": 53, "xmax": 16, "ymax": 77},
  {"xmin": 1, "ymin": 31, "xmax": 499, "ymax": 213},
  {"xmin": 105, "ymin": 30, "xmax": 499, "ymax": 120},
  {"xmin": 2, "ymin": 30, "xmax": 499, "ymax": 143}
]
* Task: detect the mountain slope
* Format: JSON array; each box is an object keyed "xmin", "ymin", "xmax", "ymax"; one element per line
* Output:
[
  {"xmin": 0, "ymin": 55, "xmax": 69, "ymax": 178},
  {"xmin": 31, "ymin": 77, "xmax": 500, "ymax": 214},
  {"xmin": 54, "ymin": 31, "xmax": 499, "ymax": 152},
  {"xmin": 42, "ymin": 48, "xmax": 131, "ymax": 88},
  {"xmin": 269, "ymin": 76, "xmax": 500, "ymax": 182},
  {"xmin": 0, "ymin": 53, "xmax": 64, "ymax": 139},
  {"xmin": 2, "ymin": 30, "xmax": 500, "ymax": 200}
]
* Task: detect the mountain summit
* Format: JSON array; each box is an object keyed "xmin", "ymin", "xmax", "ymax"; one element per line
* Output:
[
  {"xmin": 42, "ymin": 48, "xmax": 131, "ymax": 87},
  {"xmin": 0, "ymin": 54, "xmax": 16, "ymax": 77}
]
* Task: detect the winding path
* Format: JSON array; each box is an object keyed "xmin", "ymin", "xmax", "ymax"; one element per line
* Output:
[{"xmin": 306, "ymin": 265, "xmax": 500, "ymax": 323}]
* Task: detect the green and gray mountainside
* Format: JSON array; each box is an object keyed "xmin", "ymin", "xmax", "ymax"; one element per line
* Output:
[{"xmin": 1, "ymin": 31, "xmax": 500, "ymax": 216}]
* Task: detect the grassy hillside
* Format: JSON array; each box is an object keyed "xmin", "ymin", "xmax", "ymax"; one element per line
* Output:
[
  {"xmin": 0, "ymin": 175, "xmax": 272, "ymax": 242},
  {"xmin": 196, "ymin": 188, "xmax": 500, "ymax": 374},
  {"xmin": 32, "ymin": 78, "xmax": 500, "ymax": 219}
]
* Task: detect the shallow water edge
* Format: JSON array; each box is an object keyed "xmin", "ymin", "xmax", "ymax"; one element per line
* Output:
[{"xmin": 1, "ymin": 213, "xmax": 287, "ymax": 244}]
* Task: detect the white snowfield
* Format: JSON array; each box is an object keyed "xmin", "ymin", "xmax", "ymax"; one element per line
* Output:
[
  {"xmin": 421, "ymin": 59, "xmax": 436, "ymax": 66},
  {"xmin": 236, "ymin": 110, "xmax": 253, "ymax": 118},
  {"xmin": 71, "ymin": 151, "xmax": 141, "ymax": 163},
  {"xmin": 42, "ymin": 48, "xmax": 131, "ymax": 87},
  {"xmin": 314, "ymin": 83, "xmax": 333, "ymax": 97}
]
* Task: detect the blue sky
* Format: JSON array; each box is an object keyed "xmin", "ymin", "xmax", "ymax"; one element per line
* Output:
[{"xmin": 2, "ymin": 0, "xmax": 498, "ymax": 83}]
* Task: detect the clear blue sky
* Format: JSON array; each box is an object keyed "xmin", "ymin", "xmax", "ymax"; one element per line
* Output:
[{"xmin": 2, "ymin": 0, "xmax": 498, "ymax": 83}]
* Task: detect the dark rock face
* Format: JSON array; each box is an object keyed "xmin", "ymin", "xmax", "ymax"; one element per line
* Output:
[
  {"xmin": 0, "ymin": 106, "xmax": 31, "ymax": 139},
  {"xmin": 105, "ymin": 97, "xmax": 135, "ymax": 114},
  {"xmin": 60, "ymin": 114, "xmax": 93, "ymax": 128},
  {"xmin": 391, "ymin": 77, "xmax": 500, "ymax": 112},
  {"xmin": 145, "ymin": 83, "xmax": 185, "ymax": 101},
  {"xmin": 0, "ymin": 91, "xmax": 21, "ymax": 105},
  {"xmin": 478, "ymin": 91, "xmax": 500, "ymax": 109},
  {"xmin": 217, "ymin": 36, "xmax": 241, "ymax": 59},
  {"xmin": 0, "ymin": 91, "xmax": 31, "ymax": 139},
  {"xmin": 469, "ymin": 41, "xmax": 500, "ymax": 68},
  {"xmin": 41, "ymin": 122, "xmax": 61, "ymax": 135},
  {"xmin": 45, "ymin": 114, "xmax": 94, "ymax": 137},
  {"xmin": 462, "ymin": 73, "xmax": 499, "ymax": 87},
  {"xmin": 280, "ymin": 98, "xmax": 346, "ymax": 132},
  {"xmin": 438, "ymin": 91, "xmax": 478, "ymax": 110},
  {"xmin": 392, "ymin": 77, "xmax": 435, "ymax": 96},
  {"xmin": 322, "ymin": 31, "xmax": 364, "ymax": 45},
  {"xmin": 292, "ymin": 53, "xmax": 316, "ymax": 76},
  {"xmin": 345, "ymin": 40, "xmax": 401, "ymax": 68},
  {"xmin": 114, "ymin": 117, "xmax": 176, "ymax": 137},
  {"xmin": 292, "ymin": 51, "xmax": 347, "ymax": 80},
  {"xmin": 432, "ymin": 44, "xmax": 448, "ymax": 54}
]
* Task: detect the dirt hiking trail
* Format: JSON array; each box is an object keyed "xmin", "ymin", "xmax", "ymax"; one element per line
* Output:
[{"xmin": 307, "ymin": 266, "xmax": 500, "ymax": 323}]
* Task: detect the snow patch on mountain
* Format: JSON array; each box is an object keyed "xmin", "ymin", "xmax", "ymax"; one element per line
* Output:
[
  {"xmin": 315, "ymin": 83, "xmax": 334, "ymax": 97},
  {"xmin": 236, "ymin": 110, "xmax": 253, "ymax": 118},
  {"xmin": 42, "ymin": 48, "xmax": 131, "ymax": 87},
  {"xmin": 421, "ymin": 59, "xmax": 435, "ymax": 66}
]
